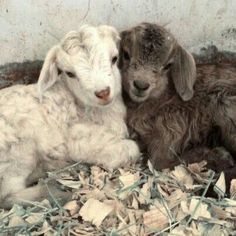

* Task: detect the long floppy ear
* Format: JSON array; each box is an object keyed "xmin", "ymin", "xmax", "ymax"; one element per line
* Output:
[
  {"xmin": 171, "ymin": 45, "xmax": 196, "ymax": 101},
  {"xmin": 38, "ymin": 45, "xmax": 60, "ymax": 102}
]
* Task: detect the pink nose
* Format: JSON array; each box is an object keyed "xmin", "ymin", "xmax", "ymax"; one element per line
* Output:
[{"xmin": 95, "ymin": 87, "xmax": 110, "ymax": 101}]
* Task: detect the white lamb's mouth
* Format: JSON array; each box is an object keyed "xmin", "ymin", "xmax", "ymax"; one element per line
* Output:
[{"xmin": 97, "ymin": 98, "xmax": 113, "ymax": 106}]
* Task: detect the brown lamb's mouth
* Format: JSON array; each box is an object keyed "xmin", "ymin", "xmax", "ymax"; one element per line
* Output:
[
  {"xmin": 132, "ymin": 89, "xmax": 147, "ymax": 98},
  {"xmin": 129, "ymin": 89, "xmax": 148, "ymax": 103}
]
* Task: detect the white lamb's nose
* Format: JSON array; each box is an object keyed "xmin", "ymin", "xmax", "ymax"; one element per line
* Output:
[{"xmin": 95, "ymin": 86, "xmax": 110, "ymax": 101}]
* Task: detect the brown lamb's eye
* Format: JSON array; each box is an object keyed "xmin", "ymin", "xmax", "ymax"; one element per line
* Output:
[
  {"xmin": 152, "ymin": 69, "xmax": 158, "ymax": 74},
  {"xmin": 112, "ymin": 56, "xmax": 118, "ymax": 65},
  {"xmin": 163, "ymin": 63, "xmax": 172, "ymax": 71},
  {"xmin": 65, "ymin": 71, "xmax": 76, "ymax": 78},
  {"xmin": 123, "ymin": 50, "xmax": 130, "ymax": 61}
]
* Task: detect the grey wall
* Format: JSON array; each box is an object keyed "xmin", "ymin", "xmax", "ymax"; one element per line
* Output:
[{"xmin": 0, "ymin": 0, "xmax": 236, "ymax": 65}]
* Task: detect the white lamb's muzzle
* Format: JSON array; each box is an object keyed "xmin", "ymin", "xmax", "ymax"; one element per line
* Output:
[
  {"xmin": 92, "ymin": 75, "xmax": 117, "ymax": 106},
  {"xmin": 78, "ymin": 83, "xmax": 116, "ymax": 108},
  {"xmin": 94, "ymin": 85, "xmax": 115, "ymax": 106}
]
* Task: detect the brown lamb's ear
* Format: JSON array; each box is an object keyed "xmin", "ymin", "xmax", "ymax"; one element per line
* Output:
[{"xmin": 170, "ymin": 45, "xmax": 196, "ymax": 101}]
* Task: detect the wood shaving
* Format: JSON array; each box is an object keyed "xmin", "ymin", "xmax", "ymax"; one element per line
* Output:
[
  {"xmin": 0, "ymin": 161, "xmax": 235, "ymax": 235},
  {"xmin": 79, "ymin": 198, "xmax": 114, "ymax": 227}
]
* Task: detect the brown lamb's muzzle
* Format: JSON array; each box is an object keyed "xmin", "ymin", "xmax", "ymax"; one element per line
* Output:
[{"xmin": 119, "ymin": 22, "xmax": 236, "ymax": 193}]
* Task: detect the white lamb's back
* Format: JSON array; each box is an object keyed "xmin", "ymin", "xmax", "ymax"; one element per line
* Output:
[
  {"xmin": 0, "ymin": 83, "xmax": 76, "ymax": 167},
  {"xmin": 0, "ymin": 85, "xmax": 41, "ymax": 147}
]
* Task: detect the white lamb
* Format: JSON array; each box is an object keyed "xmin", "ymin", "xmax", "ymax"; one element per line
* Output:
[{"xmin": 0, "ymin": 25, "xmax": 140, "ymax": 209}]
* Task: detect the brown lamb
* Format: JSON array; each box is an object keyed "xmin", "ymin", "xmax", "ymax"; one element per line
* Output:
[{"xmin": 119, "ymin": 22, "xmax": 236, "ymax": 186}]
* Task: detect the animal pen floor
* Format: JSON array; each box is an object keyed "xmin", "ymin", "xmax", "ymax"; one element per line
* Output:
[{"xmin": 0, "ymin": 159, "xmax": 235, "ymax": 236}]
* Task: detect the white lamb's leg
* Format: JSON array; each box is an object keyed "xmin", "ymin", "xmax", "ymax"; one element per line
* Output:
[
  {"xmin": 0, "ymin": 175, "xmax": 26, "ymax": 199},
  {"xmin": 0, "ymin": 142, "xmax": 42, "ymax": 209},
  {"xmin": 0, "ymin": 159, "xmax": 71, "ymax": 209},
  {"xmin": 68, "ymin": 124, "xmax": 140, "ymax": 169},
  {"xmin": 99, "ymin": 139, "xmax": 140, "ymax": 169},
  {"xmin": 0, "ymin": 170, "xmax": 30, "ymax": 209},
  {"xmin": 0, "ymin": 180, "xmax": 71, "ymax": 209}
]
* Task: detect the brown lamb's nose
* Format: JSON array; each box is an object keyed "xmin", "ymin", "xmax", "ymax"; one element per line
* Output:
[
  {"xmin": 133, "ymin": 80, "xmax": 150, "ymax": 91},
  {"xmin": 95, "ymin": 87, "xmax": 110, "ymax": 100}
]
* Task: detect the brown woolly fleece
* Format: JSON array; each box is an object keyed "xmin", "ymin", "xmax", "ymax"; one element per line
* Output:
[{"xmin": 119, "ymin": 23, "xmax": 236, "ymax": 187}]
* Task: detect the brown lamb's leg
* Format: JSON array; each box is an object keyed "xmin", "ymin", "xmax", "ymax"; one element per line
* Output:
[
  {"xmin": 213, "ymin": 95, "xmax": 236, "ymax": 191},
  {"xmin": 147, "ymin": 116, "xmax": 234, "ymax": 172},
  {"xmin": 181, "ymin": 146, "xmax": 235, "ymax": 172},
  {"xmin": 149, "ymin": 140, "xmax": 234, "ymax": 172},
  {"xmin": 215, "ymin": 95, "xmax": 236, "ymax": 157},
  {"xmin": 149, "ymin": 138, "xmax": 235, "ymax": 194},
  {"xmin": 147, "ymin": 128, "xmax": 186, "ymax": 170}
]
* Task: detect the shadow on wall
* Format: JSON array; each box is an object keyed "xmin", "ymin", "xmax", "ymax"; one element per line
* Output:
[
  {"xmin": 0, "ymin": 60, "xmax": 42, "ymax": 89},
  {"xmin": 0, "ymin": 46, "xmax": 236, "ymax": 90}
]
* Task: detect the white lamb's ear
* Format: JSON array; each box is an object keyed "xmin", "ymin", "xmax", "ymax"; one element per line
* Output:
[{"xmin": 38, "ymin": 45, "xmax": 60, "ymax": 102}]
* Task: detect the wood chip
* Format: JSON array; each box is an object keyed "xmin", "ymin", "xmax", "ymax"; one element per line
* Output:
[
  {"xmin": 211, "ymin": 205, "xmax": 232, "ymax": 220},
  {"xmin": 118, "ymin": 172, "xmax": 139, "ymax": 199},
  {"xmin": 171, "ymin": 166, "xmax": 193, "ymax": 187},
  {"xmin": 214, "ymin": 172, "xmax": 226, "ymax": 197},
  {"xmin": 189, "ymin": 198, "xmax": 211, "ymax": 220},
  {"xmin": 8, "ymin": 215, "xmax": 25, "ymax": 227},
  {"xmin": 128, "ymin": 210, "xmax": 137, "ymax": 235},
  {"xmin": 143, "ymin": 207, "xmax": 169, "ymax": 231},
  {"xmin": 167, "ymin": 189, "xmax": 187, "ymax": 209},
  {"xmin": 138, "ymin": 181, "xmax": 151, "ymax": 204},
  {"xmin": 25, "ymin": 213, "xmax": 44, "ymax": 224},
  {"xmin": 63, "ymin": 200, "xmax": 80, "ymax": 216},
  {"xmin": 230, "ymin": 179, "xmax": 236, "ymax": 199},
  {"xmin": 91, "ymin": 166, "xmax": 107, "ymax": 188},
  {"xmin": 119, "ymin": 172, "xmax": 139, "ymax": 188},
  {"xmin": 79, "ymin": 198, "xmax": 114, "ymax": 227},
  {"xmin": 56, "ymin": 179, "xmax": 81, "ymax": 189}
]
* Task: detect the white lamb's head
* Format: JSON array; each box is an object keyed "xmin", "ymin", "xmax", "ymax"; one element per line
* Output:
[{"xmin": 38, "ymin": 25, "xmax": 121, "ymax": 107}]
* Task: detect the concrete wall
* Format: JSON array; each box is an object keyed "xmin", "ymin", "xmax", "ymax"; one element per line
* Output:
[{"xmin": 0, "ymin": 0, "xmax": 236, "ymax": 65}]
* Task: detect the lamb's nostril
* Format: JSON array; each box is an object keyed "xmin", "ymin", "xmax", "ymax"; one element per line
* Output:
[
  {"xmin": 95, "ymin": 87, "xmax": 110, "ymax": 100},
  {"xmin": 133, "ymin": 80, "xmax": 150, "ymax": 91}
]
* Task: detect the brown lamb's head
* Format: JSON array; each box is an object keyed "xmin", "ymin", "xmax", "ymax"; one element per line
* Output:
[{"xmin": 119, "ymin": 22, "xmax": 196, "ymax": 102}]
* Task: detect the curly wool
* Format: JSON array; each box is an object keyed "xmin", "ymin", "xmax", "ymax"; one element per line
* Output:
[{"xmin": 0, "ymin": 25, "xmax": 140, "ymax": 209}]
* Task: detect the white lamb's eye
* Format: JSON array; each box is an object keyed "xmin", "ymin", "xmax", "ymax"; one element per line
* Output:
[
  {"xmin": 57, "ymin": 68, "xmax": 62, "ymax": 75},
  {"xmin": 112, "ymin": 56, "xmax": 118, "ymax": 65},
  {"xmin": 65, "ymin": 71, "xmax": 76, "ymax": 78}
]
